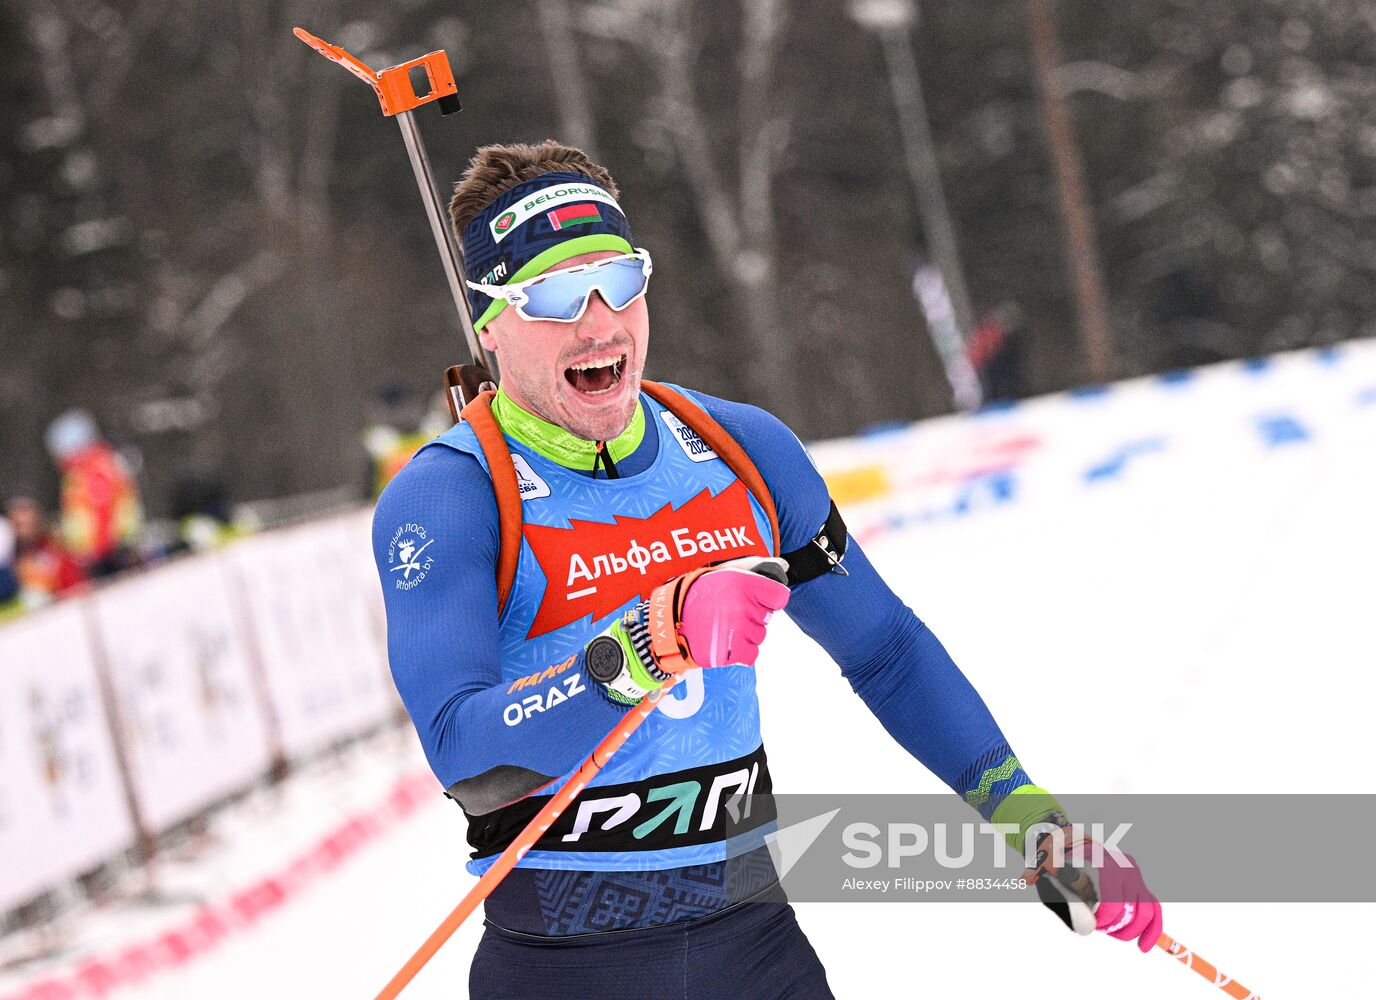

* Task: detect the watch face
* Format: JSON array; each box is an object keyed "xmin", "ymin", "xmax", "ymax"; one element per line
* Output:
[{"xmin": 584, "ymin": 635, "xmax": 625, "ymax": 683}]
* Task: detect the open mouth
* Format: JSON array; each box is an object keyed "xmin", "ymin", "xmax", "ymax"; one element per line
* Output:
[{"xmin": 564, "ymin": 353, "xmax": 626, "ymax": 396}]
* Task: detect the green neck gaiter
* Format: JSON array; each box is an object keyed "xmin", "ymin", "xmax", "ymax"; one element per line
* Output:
[{"xmin": 491, "ymin": 388, "xmax": 645, "ymax": 470}]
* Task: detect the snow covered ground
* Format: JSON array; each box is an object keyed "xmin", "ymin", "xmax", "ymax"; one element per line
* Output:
[{"xmin": 4, "ymin": 342, "xmax": 1372, "ymax": 998}]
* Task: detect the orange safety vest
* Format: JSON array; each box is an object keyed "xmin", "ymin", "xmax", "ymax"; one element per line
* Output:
[{"xmin": 59, "ymin": 444, "xmax": 141, "ymax": 562}]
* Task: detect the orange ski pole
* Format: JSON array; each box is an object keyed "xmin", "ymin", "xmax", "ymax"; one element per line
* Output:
[
  {"xmin": 373, "ymin": 678, "xmax": 681, "ymax": 1000},
  {"xmin": 1155, "ymin": 932, "xmax": 1260, "ymax": 998}
]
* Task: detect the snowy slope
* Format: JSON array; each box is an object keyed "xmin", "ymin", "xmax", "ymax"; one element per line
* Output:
[{"xmin": 4, "ymin": 342, "xmax": 1372, "ymax": 998}]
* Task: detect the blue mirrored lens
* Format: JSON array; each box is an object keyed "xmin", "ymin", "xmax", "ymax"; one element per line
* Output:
[{"xmin": 521, "ymin": 258, "xmax": 647, "ymax": 320}]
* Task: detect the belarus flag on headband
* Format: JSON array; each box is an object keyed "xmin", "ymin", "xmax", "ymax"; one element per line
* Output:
[{"xmin": 547, "ymin": 202, "xmax": 602, "ymax": 230}]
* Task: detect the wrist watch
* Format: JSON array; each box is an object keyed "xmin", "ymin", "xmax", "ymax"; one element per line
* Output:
[
  {"xmin": 584, "ymin": 634, "xmax": 627, "ymax": 684},
  {"xmin": 584, "ymin": 604, "xmax": 671, "ymax": 705},
  {"xmin": 584, "ymin": 633, "xmax": 652, "ymax": 704}
]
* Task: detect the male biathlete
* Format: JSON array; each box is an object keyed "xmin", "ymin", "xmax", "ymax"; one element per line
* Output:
[{"xmin": 373, "ymin": 141, "xmax": 1161, "ymax": 999}]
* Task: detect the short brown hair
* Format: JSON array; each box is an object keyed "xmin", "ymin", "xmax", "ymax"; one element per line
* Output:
[{"xmin": 448, "ymin": 141, "xmax": 619, "ymax": 240}]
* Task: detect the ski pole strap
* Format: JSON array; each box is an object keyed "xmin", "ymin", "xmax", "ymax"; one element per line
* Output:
[{"xmin": 781, "ymin": 500, "xmax": 848, "ymax": 587}]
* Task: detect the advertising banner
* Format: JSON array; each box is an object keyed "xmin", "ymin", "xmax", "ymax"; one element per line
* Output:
[
  {"xmin": 0, "ymin": 603, "xmax": 136, "ymax": 910},
  {"xmin": 91, "ymin": 557, "xmax": 273, "ymax": 831},
  {"xmin": 228, "ymin": 514, "xmax": 394, "ymax": 758},
  {"xmin": 341, "ymin": 507, "xmax": 390, "ymax": 678}
]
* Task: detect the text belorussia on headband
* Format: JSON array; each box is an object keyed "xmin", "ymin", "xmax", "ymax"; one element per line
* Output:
[{"xmin": 490, "ymin": 183, "xmax": 623, "ymax": 242}]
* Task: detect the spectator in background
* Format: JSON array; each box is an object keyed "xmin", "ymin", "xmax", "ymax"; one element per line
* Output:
[
  {"xmin": 967, "ymin": 302, "xmax": 1028, "ymax": 403},
  {"xmin": 362, "ymin": 386, "xmax": 453, "ymax": 498},
  {"xmin": 169, "ymin": 470, "xmax": 247, "ymax": 553},
  {"xmin": 0, "ymin": 515, "xmax": 19, "ymax": 619},
  {"xmin": 44, "ymin": 410, "xmax": 143, "ymax": 579},
  {"xmin": 6, "ymin": 496, "xmax": 87, "ymax": 607}
]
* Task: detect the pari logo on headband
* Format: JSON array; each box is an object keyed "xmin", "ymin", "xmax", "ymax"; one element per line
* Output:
[{"xmin": 488, "ymin": 182, "xmax": 622, "ymax": 243}]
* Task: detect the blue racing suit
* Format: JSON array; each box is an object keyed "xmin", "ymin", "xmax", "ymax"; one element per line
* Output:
[{"xmin": 372, "ymin": 387, "xmax": 1039, "ymax": 986}]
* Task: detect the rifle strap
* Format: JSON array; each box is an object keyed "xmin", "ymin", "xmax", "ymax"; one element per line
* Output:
[{"xmin": 457, "ymin": 390, "xmax": 523, "ymax": 615}]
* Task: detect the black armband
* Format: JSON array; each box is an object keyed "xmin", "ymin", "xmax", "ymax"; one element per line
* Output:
[{"xmin": 782, "ymin": 499, "xmax": 848, "ymax": 586}]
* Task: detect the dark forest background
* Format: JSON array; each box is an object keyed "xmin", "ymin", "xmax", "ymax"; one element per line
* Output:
[{"xmin": 3, "ymin": 0, "xmax": 1374, "ymax": 515}]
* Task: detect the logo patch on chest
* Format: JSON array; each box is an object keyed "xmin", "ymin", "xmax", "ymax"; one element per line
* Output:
[
  {"xmin": 660, "ymin": 411, "xmax": 719, "ymax": 463},
  {"xmin": 510, "ymin": 453, "xmax": 552, "ymax": 500},
  {"xmin": 522, "ymin": 479, "xmax": 766, "ymax": 638}
]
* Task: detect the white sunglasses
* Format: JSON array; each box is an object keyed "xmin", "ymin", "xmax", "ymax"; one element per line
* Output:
[{"xmin": 466, "ymin": 249, "xmax": 653, "ymax": 325}]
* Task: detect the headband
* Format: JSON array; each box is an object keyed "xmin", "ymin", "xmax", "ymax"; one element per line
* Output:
[{"xmin": 460, "ymin": 171, "xmax": 635, "ymax": 330}]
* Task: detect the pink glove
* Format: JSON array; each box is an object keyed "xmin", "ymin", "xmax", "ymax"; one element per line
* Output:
[
  {"xmin": 646, "ymin": 556, "xmax": 790, "ymax": 673},
  {"xmin": 1093, "ymin": 849, "xmax": 1164, "ymax": 952},
  {"xmin": 1026, "ymin": 824, "xmax": 1164, "ymax": 953},
  {"xmin": 677, "ymin": 556, "xmax": 791, "ymax": 668}
]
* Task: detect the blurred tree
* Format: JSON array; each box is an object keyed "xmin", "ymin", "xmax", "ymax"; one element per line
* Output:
[
  {"xmin": 3, "ymin": 0, "xmax": 1376, "ymax": 514},
  {"xmin": 577, "ymin": 0, "xmax": 804, "ymax": 429}
]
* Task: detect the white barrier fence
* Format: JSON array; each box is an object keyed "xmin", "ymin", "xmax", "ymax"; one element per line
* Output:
[
  {"xmin": 0, "ymin": 604, "xmax": 136, "ymax": 912},
  {"xmin": 227, "ymin": 516, "xmax": 393, "ymax": 759},
  {"xmin": 0, "ymin": 509, "xmax": 392, "ymax": 915}
]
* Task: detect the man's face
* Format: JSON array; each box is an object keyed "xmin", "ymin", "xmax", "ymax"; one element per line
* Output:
[{"xmin": 478, "ymin": 250, "xmax": 649, "ymax": 442}]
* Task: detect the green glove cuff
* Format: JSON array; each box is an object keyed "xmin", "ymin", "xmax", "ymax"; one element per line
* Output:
[{"xmin": 989, "ymin": 785, "xmax": 1067, "ymax": 854}]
